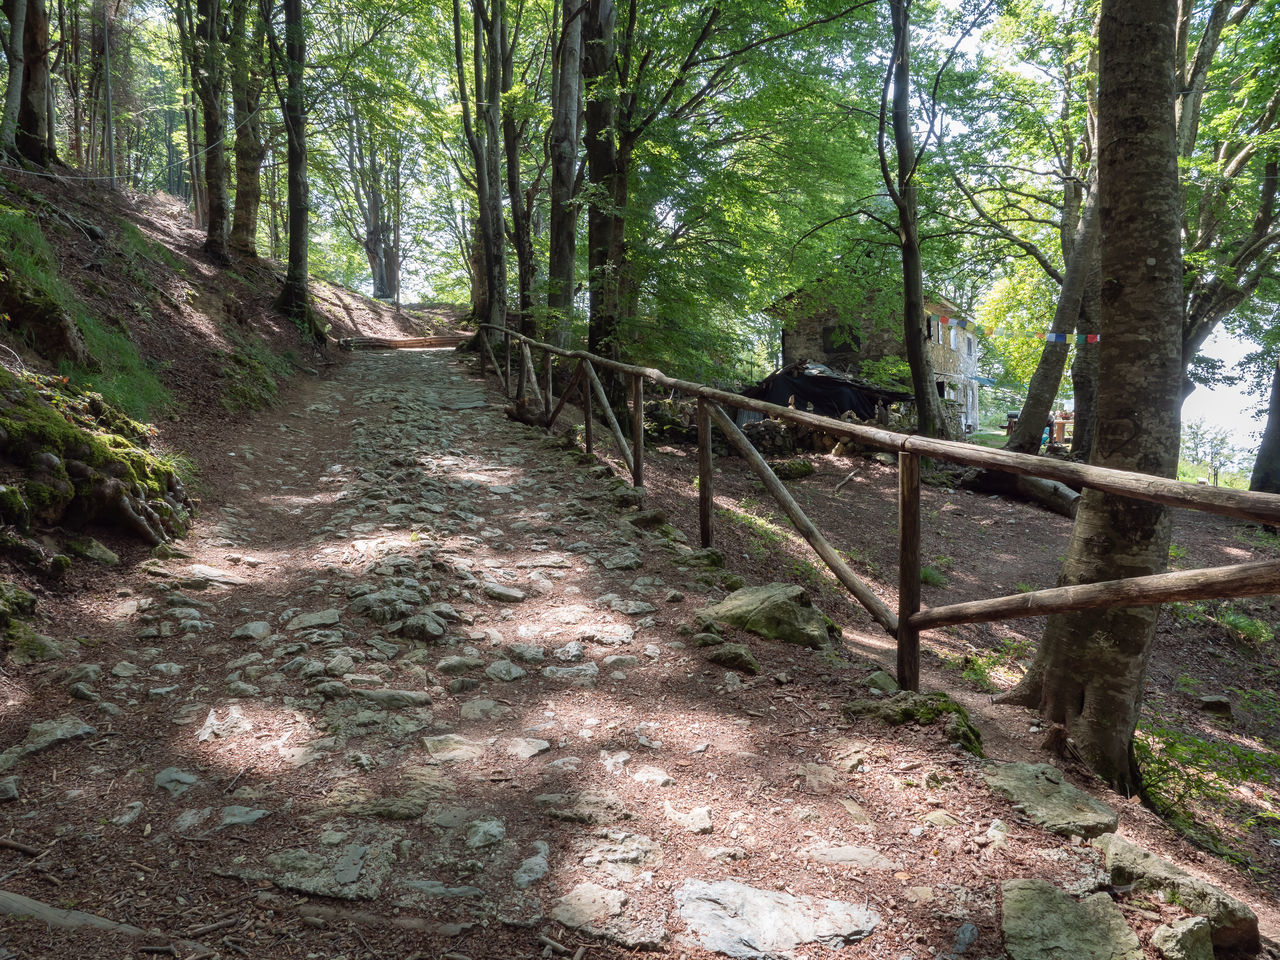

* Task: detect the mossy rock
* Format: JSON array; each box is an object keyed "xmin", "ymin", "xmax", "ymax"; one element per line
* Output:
[
  {"xmin": 706, "ymin": 642, "xmax": 761, "ymax": 675},
  {"xmin": 0, "ymin": 484, "xmax": 30, "ymax": 530},
  {"xmin": 0, "ymin": 582, "xmax": 36, "ymax": 624},
  {"xmin": 844, "ymin": 691, "xmax": 984, "ymax": 756},
  {"xmin": 680, "ymin": 547, "xmax": 726, "ymax": 569},
  {"xmin": 770, "ymin": 459, "xmax": 816, "ymax": 481},
  {"xmin": 67, "ymin": 538, "xmax": 119, "ymax": 566},
  {"xmin": 0, "ymin": 367, "xmax": 192, "ymax": 544},
  {"xmin": 6, "ymin": 620, "xmax": 64, "ymax": 664}
]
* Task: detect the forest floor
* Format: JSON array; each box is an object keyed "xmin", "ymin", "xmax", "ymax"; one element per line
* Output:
[{"xmin": 0, "ymin": 176, "xmax": 1277, "ymax": 960}]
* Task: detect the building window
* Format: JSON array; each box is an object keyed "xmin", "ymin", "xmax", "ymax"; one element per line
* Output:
[
  {"xmin": 967, "ymin": 335, "xmax": 974, "ymax": 357},
  {"xmin": 949, "ymin": 327, "xmax": 957, "ymax": 350},
  {"xmin": 926, "ymin": 316, "xmax": 933, "ymax": 341}
]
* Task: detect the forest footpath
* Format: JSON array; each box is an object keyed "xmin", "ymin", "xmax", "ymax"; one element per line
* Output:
[{"xmin": 1, "ymin": 345, "xmax": 1276, "ymax": 960}]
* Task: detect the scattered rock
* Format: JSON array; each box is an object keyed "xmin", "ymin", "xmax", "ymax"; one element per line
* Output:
[
  {"xmin": 1151, "ymin": 917, "xmax": 1214, "ymax": 960},
  {"xmin": 1001, "ymin": 878, "xmax": 1142, "ymax": 960},
  {"xmin": 1093, "ymin": 833, "xmax": 1259, "ymax": 952},
  {"xmin": 982, "ymin": 763, "xmax": 1118, "ymax": 839},
  {"xmin": 845, "ymin": 691, "xmax": 983, "ymax": 756},
  {"xmin": 422, "ymin": 734, "xmax": 486, "ymax": 763},
  {"xmin": 155, "ymin": 767, "xmax": 199, "ymax": 796},
  {"xmin": 505, "ymin": 737, "xmax": 550, "ymax": 759},
  {"xmin": 231, "ymin": 621, "xmax": 272, "ymax": 641},
  {"xmin": 864, "ymin": 669, "xmax": 899, "ymax": 694},
  {"xmin": 664, "ymin": 800, "xmax": 713, "ymax": 834},
  {"xmin": 0, "ymin": 715, "xmax": 97, "ymax": 772},
  {"xmin": 485, "ymin": 659, "xmax": 527, "ymax": 682},
  {"xmin": 287, "ymin": 609, "xmax": 342, "ymax": 631},
  {"xmin": 697, "ymin": 584, "xmax": 835, "ymax": 649},
  {"xmin": 803, "ymin": 843, "xmax": 900, "ymax": 871},
  {"xmin": 513, "ymin": 841, "xmax": 550, "ymax": 889},
  {"xmin": 706, "ymin": 643, "xmax": 760, "ymax": 675},
  {"xmin": 674, "ymin": 878, "xmax": 878, "ymax": 959}
]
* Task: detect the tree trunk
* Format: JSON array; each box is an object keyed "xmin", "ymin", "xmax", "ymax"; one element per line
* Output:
[
  {"xmin": 1006, "ymin": 176, "xmax": 1099, "ymax": 454},
  {"xmin": 1000, "ymin": 0, "xmax": 1184, "ymax": 795},
  {"xmin": 16, "ymin": 0, "xmax": 52, "ymax": 166},
  {"xmin": 1070, "ymin": 260, "xmax": 1102, "ymax": 458},
  {"xmin": 1250, "ymin": 359, "xmax": 1280, "ymax": 495},
  {"xmin": 194, "ymin": 0, "xmax": 230, "ymax": 263},
  {"xmin": 273, "ymin": 0, "xmax": 313, "ymax": 333},
  {"xmin": 547, "ymin": 0, "xmax": 583, "ymax": 346},
  {"xmin": 228, "ymin": 0, "xmax": 266, "ymax": 256},
  {"xmin": 100, "ymin": 2, "xmax": 115, "ymax": 187},
  {"xmin": 887, "ymin": 0, "xmax": 947, "ymax": 440},
  {"xmin": 501, "ymin": 6, "xmax": 535, "ymax": 340},
  {"xmin": 1, "ymin": 0, "xmax": 27, "ymax": 157},
  {"xmin": 453, "ymin": 0, "xmax": 506, "ymax": 331}
]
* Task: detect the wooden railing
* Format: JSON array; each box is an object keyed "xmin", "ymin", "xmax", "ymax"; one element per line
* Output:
[{"xmin": 473, "ymin": 324, "xmax": 1280, "ymax": 691}]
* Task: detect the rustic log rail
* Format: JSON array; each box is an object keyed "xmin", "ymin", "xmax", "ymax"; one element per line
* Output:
[
  {"xmin": 338, "ymin": 334, "xmax": 469, "ymax": 351},
  {"xmin": 472, "ymin": 324, "xmax": 1280, "ymax": 690}
]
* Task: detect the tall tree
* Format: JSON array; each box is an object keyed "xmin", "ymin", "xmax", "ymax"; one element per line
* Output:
[
  {"xmin": 452, "ymin": 0, "xmax": 506, "ymax": 330},
  {"xmin": 16, "ymin": 0, "xmax": 54, "ymax": 165},
  {"xmin": 264, "ymin": 0, "xmax": 315, "ymax": 332},
  {"xmin": 175, "ymin": 0, "xmax": 232, "ymax": 261},
  {"xmin": 228, "ymin": 0, "xmax": 268, "ymax": 255},
  {"xmin": 546, "ymin": 0, "xmax": 583, "ymax": 346},
  {"xmin": 881, "ymin": 0, "xmax": 949, "ymax": 439},
  {"xmin": 1, "ymin": 0, "xmax": 28, "ymax": 157},
  {"xmin": 1000, "ymin": 0, "xmax": 1184, "ymax": 793}
]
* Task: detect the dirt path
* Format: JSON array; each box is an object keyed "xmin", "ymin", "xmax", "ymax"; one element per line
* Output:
[{"xmin": 2, "ymin": 348, "xmax": 1275, "ymax": 960}]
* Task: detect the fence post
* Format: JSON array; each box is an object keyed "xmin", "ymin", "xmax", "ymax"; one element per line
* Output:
[
  {"xmin": 897, "ymin": 451, "xmax": 921, "ymax": 691},
  {"xmin": 543, "ymin": 348, "xmax": 554, "ymax": 423},
  {"xmin": 632, "ymin": 374, "xmax": 645, "ymax": 488},
  {"xmin": 698, "ymin": 398, "xmax": 713, "ymax": 547},
  {"xmin": 583, "ymin": 362, "xmax": 594, "ymax": 455},
  {"xmin": 504, "ymin": 332, "xmax": 512, "ymax": 390}
]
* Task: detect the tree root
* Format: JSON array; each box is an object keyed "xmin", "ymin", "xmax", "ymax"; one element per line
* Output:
[{"xmin": 0, "ymin": 889, "xmax": 210, "ymax": 955}]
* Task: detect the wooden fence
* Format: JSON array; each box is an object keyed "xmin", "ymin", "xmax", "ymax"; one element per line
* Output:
[{"xmin": 473, "ymin": 324, "xmax": 1280, "ymax": 691}]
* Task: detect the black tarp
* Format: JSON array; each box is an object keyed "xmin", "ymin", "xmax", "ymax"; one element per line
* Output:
[{"xmin": 740, "ymin": 366, "xmax": 913, "ymax": 421}]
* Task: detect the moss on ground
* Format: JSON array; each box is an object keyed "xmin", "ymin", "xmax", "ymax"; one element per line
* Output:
[
  {"xmin": 844, "ymin": 690, "xmax": 985, "ymax": 757},
  {"xmin": 219, "ymin": 331, "xmax": 294, "ymax": 411}
]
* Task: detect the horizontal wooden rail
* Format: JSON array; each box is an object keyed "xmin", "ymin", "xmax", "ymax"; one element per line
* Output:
[
  {"xmin": 475, "ymin": 324, "xmax": 1280, "ymax": 527},
  {"xmin": 911, "ymin": 559, "xmax": 1280, "ymax": 630}
]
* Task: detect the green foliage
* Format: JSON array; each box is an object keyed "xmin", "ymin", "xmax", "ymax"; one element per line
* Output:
[
  {"xmin": 920, "ymin": 564, "xmax": 948, "ymax": 587},
  {"xmin": 0, "ymin": 204, "xmax": 171, "ymax": 420},
  {"xmin": 219, "ymin": 333, "xmax": 294, "ymax": 412},
  {"xmin": 66, "ymin": 316, "xmax": 172, "ymax": 420},
  {"xmin": 943, "ymin": 635, "xmax": 1032, "ymax": 692},
  {"xmin": 1216, "ymin": 608, "xmax": 1274, "ymax": 646},
  {"xmin": 1136, "ymin": 717, "xmax": 1280, "ymax": 861}
]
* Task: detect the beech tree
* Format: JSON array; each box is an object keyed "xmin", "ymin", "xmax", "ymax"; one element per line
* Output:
[
  {"xmin": 0, "ymin": 0, "xmax": 26, "ymax": 157},
  {"xmin": 1000, "ymin": 0, "xmax": 1184, "ymax": 793}
]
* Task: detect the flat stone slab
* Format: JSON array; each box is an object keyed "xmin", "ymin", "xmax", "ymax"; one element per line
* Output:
[
  {"xmin": 552, "ymin": 882, "xmax": 668, "ymax": 951},
  {"xmin": 287, "ymin": 609, "xmax": 342, "ymax": 631},
  {"xmin": 1002, "ymin": 878, "xmax": 1141, "ymax": 960},
  {"xmin": 230, "ymin": 836, "xmax": 398, "ymax": 901},
  {"xmin": 674, "ymin": 878, "xmax": 878, "ymax": 959},
  {"xmin": 0, "ymin": 715, "xmax": 97, "ymax": 773},
  {"xmin": 802, "ymin": 844, "xmax": 900, "ymax": 871},
  {"xmin": 1093, "ymin": 833, "xmax": 1259, "ymax": 952},
  {"xmin": 423, "ymin": 734, "xmax": 486, "ymax": 763},
  {"xmin": 982, "ymin": 762, "xmax": 1118, "ymax": 838}
]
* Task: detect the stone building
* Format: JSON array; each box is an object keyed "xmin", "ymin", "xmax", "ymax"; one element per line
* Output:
[{"xmin": 776, "ymin": 291, "xmax": 982, "ymax": 432}]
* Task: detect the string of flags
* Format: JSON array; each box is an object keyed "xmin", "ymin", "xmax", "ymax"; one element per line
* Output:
[{"xmin": 929, "ymin": 313, "xmax": 1101, "ymax": 344}]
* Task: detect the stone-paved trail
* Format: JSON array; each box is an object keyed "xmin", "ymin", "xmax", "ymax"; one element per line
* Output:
[{"xmin": 4, "ymin": 348, "xmax": 1268, "ymax": 960}]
